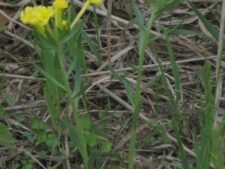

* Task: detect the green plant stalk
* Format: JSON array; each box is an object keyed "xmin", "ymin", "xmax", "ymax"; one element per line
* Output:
[
  {"xmin": 56, "ymin": 46, "xmax": 89, "ymax": 168},
  {"xmin": 157, "ymin": 58, "xmax": 190, "ymax": 169},
  {"xmin": 127, "ymin": 14, "xmax": 155, "ymax": 169},
  {"xmin": 70, "ymin": 1, "xmax": 90, "ymax": 29},
  {"xmin": 146, "ymin": 13, "xmax": 156, "ymax": 31},
  {"xmin": 213, "ymin": 115, "xmax": 225, "ymax": 169},
  {"xmin": 212, "ymin": 129, "xmax": 224, "ymax": 169},
  {"xmin": 215, "ymin": 0, "xmax": 225, "ymax": 106},
  {"xmin": 172, "ymin": 108, "xmax": 190, "ymax": 169},
  {"xmin": 196, "ymin": 63, "xmax": 215, "ymax": 169},
  {"xmin": 40, "ymin": 45, "xmax": 63, "ymax": 128},
  {"xmin": 165, "ymin": 39, "xmax": 190, "ymax": 169},
  {"xmin": 213, "ymin": 1, "xmax": 225, "ymax": 168}
]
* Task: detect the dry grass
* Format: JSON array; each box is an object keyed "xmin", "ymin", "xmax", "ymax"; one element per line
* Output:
[{"xmin": 0, "ymin": 0, "xmax": 224, "ymax": 168}]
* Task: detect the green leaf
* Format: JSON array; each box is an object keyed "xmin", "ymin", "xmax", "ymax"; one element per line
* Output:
[
  {"xmin": 82, "ymin": 31, "xmax": 101, "ymax": 61},
  {"xmin": 109, "ymin": 66, "xmax": 135, "ymax": 106},
  {"xmin": 187, "ymin": 0, "xmax": 225, "ymax": 50},
  {"xmin": 146, "ymin": 0, "xmax": 183, "ymax": 18},
  {"xmin": 0, "ymin": 26, "xmax": 5, "ymax": 33},
  {"xmin": 166, "ymin": 37, "xmax": 181, "ymax": 102},
  {"xmin": 130, "ymin": 0, "xmax": 144, "ymax": 26},
  {"xmin": 22, "ymin": 163, "xmax": 33, "ymax": 169},
  {"xmin": 157, "ymin": 60, "xmax": 190, "ymax": 169},
  {"xmin": 63, "ymin": 116, "xmax": 89, "ymax": 166},
  {"xmin": 87, "ymin": 133, "xmax": 99, "ymax": 147},
  {"xmin": 0, "ymin": 122, "xmax": 16, "ymax": 148},
  {"xmin": 101, "ymin": 140, "xmax": 112, "ymax": 153},
  {"xmin": 35, "ymin": 131, "xmax": 47, "ymax": 146},
  {"xmin": 187, "ymin": 0, "xmax": 218, "ymax": 41},
  {"xmin": 196, "ymin": 62, "xmax": 215, "ymax": 169},
  {"xmin": 80, "ymin": 116, "xmax": 92, "ymax": 130},
  {"xmin": 46, "ymin": 133, "xmax": 59, "ymax": 147},
  {"xmin": 169, "ymin": 28, "xmax": 207, "ymax": 38},
  {"xmin": 35, "ymin": 64, "xmax": 66, "ymax": 91},
  {"xmin": 0, "ymin": 105, "xmax": 6, "ymax": 117},
  {"xmin": 31, "ymin": 119, "xmax": 48, "ymax": 130}
]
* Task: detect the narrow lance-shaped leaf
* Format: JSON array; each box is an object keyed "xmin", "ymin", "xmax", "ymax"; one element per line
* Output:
[
  {"xmin": 146, "ymin": 0, "xmax": 183, "ymax": 19},
  {"xmin": 0, "ymin": 122, "xmax": 16, "ymax": 148}
]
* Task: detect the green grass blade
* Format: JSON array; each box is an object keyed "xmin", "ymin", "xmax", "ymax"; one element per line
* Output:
[
  {"xmin": 166, "ymin": 37, "xmax": 181, "ymax": 102},
  {"xmin": 129, "ymin": 0, "xmax": 144, "ymax": 27},
  {"xmin": 63, "ymin": 116, "xmax": 89, "ymax": 168},
  {"xmin": 196, "ymin": 62, "xmax": 215, "ymax": 169},
  {"xmin": 109, "ymin": 66, "xmax": 135, "ymax": 106},
  {"xmin": 82, "ymin": 31, "xmax": 101, "ymax": 62},
  {"xmin": 0, "ymin": 122, "xmax": 16, "ymax": 149},
  {"xmin": 127, "ymin": 1, "xmax": 148, "ymax": 168},
  {"xmin": 187, "ymin": 1, "xmax": 219, "ymax": 41},
  {"xmin": 35, "ymin": 65, "xmax": 66, "ymax": 91},
  {"xmin": 158, "ymin": 60, "xmax": 190, "ymax": 169},
  {"xmin": 146, "ymin": 0, "xmax": 183, "ymax": 19}
]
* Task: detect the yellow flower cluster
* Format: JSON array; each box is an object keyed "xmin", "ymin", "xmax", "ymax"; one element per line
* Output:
[
  {"xmin": 20, "ymin": 6, "xmax": 54, "ymax": 26},
  {"xmin": 20, "ymin": 0, "xmax": 102, "ymax": 36},
  {"xmin": 53, "ymin": 0, "xmax": 69, "ymax": 29},
  {"xmin": 20, "ymin": 6, "xmax": 54, "ymax": 36}
]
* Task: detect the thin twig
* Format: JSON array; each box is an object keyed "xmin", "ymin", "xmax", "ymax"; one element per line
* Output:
[
  {"xmin": 4, "ymin": 100, "xmax": 45, "ymax": 111},
  {"xmin": 22, "ymin": 148, "xmax": 47, "ymax": 169},
  {"xmin": 82, "ymin": 55, "xmax": 217, "ymax": 77},
  {"xmin": 0, "ymin": 9, "xmax": 31, "ymax": 30},
  {"xmin": 4, "ymin": 30, "xmax": 34, "ymax": 49},
  {"xmin": 73, "ymin": 0, "xmax": 129, "ymax": 25},
  {"xmin": 0, "ymin": 73, "xmax": 44, "ymax": 80}
]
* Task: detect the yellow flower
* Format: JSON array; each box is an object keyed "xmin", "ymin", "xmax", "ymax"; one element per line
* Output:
[
  {"xmin": 53, "ymin": 0, "xmax": 68, "ymax": 29},
  {"xmin": 88, "ymin": 0, "xmax": 102, "ymax": 6},
  {"xmin": 53, "ymin": 0, "xmax": 68, "ymax": 9},
  {"xmin": 20, "ymin": 6, "xmax": 54, "ymax": 36},
  {"xmin": 70, "ymin": 0, "xmax": 102, "ymax": 29}
]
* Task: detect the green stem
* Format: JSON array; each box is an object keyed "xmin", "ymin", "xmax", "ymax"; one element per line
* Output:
[
  {"xmin": 215, "ymin": 0, "xmax": 225, "ymax": 106},
  {"xmin": 57, "ymin": 46, "xmax": 89, "ymax": 168},
  {"xmin": 70, "ymin": 1, "xmax": 90, "ymax": 29},
  {"xmin": 147, "ymin": 13, "xmax": 156, "ymax": 31},
  {"xmin": 127, "ymin": 14, "xmax": 155, "ymax": 169},
  {"xmin": 55, "ymin": 9, "xmax": 62, "ymax": 29}
]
